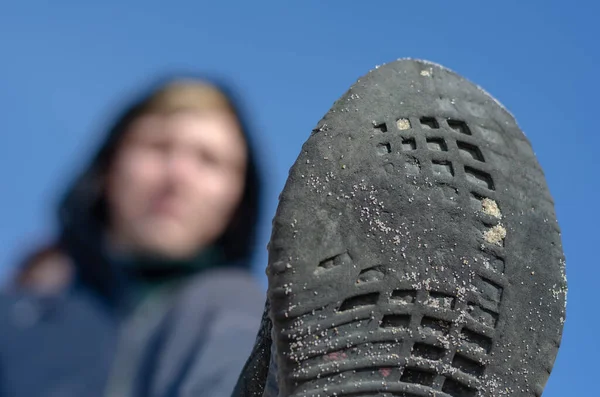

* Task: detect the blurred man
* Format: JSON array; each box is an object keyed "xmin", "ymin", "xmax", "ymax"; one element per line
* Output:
[{"xmin": 1, "ymin": 77, "xmax": 265, "ymax": 397}]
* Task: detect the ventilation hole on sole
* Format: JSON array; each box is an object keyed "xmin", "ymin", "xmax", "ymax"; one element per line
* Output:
[
  {"xmin": 318, "ymin": 259, "xmax": 335, "ymax": 270},
  {"xmin": 377, "ymin": 143, "xmax": 392, "ymax": 155},
  {"xmin": 421, "ymin": 316, "xmax": 452, "ymax": 335},
  {"xmin": 432, "ymin": 160, "xmax": 454, "ymax": 177},
  {"xmin": 460, "ymin": 328, "xmax": 492, "ymax": 353},
  {"xmin": 397, "ymin": 118, "xmax": 411, "ymax": 130},
  {"xmin": 465, "ymin": 167, "xmax": 495, "ymax": 190},
  {"xmin": 391, "ymin": 290, "xmax": 416, "ymax": 304},
  {"xmin": 447, "ymin": 119, "xmax": 472, "ymax": 135},
  {"xmin": 426, "ymin": 138, "xmax": 447, "ymax": 151},
  {"xmin": 401, "ymin": 368, "xmax": 436, "ymax": 386},
  {"xmin": 457, "ymin": 141, "xmax": 485, "ymax": 162},
  {"xmin": 467, "ymin": 303, "xmax": 499, "ymax": 328},
  {"xmin": 442, "ymin": 378, "xmax": 477, "ymax": 397},
  {"xmin": 339, "ymin": 293, "xmax": 379, "ymax": 312},
  {"xmin": 402, "ymin": 138, "xmax": 416, "ymax": 151},
  {"xmin": 425, "ymin": 292, "xmax": 456, "ymax": 310},
  {"xmin": 377, "ymin": 142, "xmax": 392, "ymax": 155},
  {"xmin": 412, "ymin": 343, "xmax": 446, "ymax": 360},
  {"xmin": 357, "ymin": 266, "xmax": 385, "ymax": 284},
  {"xmin": 380, "ymin": 314, "xmax": 411, "ymax": 329},
  {"xmin": 452, "ymin": 354, "xmax": 486, "ymax": 377},
  {"xmin": 420, "ymin": 117, "xmax": 439, "ymax": 129},
  {"xmin": 405, "ymin": 158, "xmax": 421, "ymax": 175},
  {"xmin": 316, "ymin": 251, "xmax": 352, "ymax": 272},
  {"xmin": 374, "ymin": 122, "xmax": 388, "ymax": 133},
  {"xmin": 474, "ymin": 277, "xmax": 503, "ymax": 304}
]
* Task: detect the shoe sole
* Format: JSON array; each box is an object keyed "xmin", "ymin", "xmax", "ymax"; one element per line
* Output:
[{"xmin": 266, "ymin": 59, "xmax": 566, "ymax": 397}]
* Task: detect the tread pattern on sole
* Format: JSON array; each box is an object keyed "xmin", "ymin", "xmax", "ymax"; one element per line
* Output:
[{"xmin": 266, "ymin": 60, "xmax": 566, "ymax": 397}]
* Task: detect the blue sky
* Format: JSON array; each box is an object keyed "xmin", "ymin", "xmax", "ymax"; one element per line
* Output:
[{"xmin": 0, "ymin": 1, "xmax": 597, "ymax": 395}]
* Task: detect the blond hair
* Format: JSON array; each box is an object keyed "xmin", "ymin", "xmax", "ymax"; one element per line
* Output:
[{"xmin": 141, "ymin": 80, "xmax": 235, "ymax": 116}]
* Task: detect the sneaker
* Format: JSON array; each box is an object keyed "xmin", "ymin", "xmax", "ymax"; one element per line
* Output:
[{"xmin": 234, "ymin": 58, "xmax": 567, "ymax": 397}]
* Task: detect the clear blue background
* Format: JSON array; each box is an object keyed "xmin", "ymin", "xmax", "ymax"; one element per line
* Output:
[{"xmin": 0, "ymin": 1, "xmax": 597, "ymax": 395}]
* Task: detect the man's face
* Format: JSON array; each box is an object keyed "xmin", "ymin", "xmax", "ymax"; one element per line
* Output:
[{"xmin": 105, "ymin": 110, "xmax": 247, "ymax": 259}]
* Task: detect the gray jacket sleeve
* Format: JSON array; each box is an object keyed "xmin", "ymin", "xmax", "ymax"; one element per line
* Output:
[
  {"xmin": 180, "ymin": 309, "xmax": 263, "ymax": 397},
  {"xmin": 145, "ymin": 268, "xmax": 265, "ymax": 397}
]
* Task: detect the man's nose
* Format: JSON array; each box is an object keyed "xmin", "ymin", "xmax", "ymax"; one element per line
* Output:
[{"xmin": 164, "ymin": 150, "xmax": 196, "ymax": 182}]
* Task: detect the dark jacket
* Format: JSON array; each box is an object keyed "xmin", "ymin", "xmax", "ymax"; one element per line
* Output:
[{"xmin": 0, "ymin": 76, "xmax": 265, "ymax": 397}]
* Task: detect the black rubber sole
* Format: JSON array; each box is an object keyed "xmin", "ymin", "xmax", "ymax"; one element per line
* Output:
[{"xmin": 266, "ymin": 59, "xmax": 566, "ymax": 397}]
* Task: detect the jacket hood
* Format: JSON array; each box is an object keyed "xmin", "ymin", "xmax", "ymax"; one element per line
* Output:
[{"xmin": 55, "ymin": 74, "xmax": 263, "ymax": 303}]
